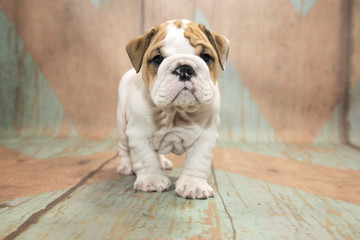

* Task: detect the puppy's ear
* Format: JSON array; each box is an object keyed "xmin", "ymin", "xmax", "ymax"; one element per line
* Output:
[
  {"xmin": 126, "ymin": 27, "xmax": 158, "ymax": 73},
  {"xmin": 199, "ymin": 24, "xmax": 230, "ymax": 70}
]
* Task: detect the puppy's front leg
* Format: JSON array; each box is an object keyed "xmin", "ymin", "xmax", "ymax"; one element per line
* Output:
[
  {"xmin": 175, "ymin": 130, "xmax": 216, "ymax": 199},
  {"xmin": 129, "ymin": 136, "xmax": 171, "ymax": 192}
]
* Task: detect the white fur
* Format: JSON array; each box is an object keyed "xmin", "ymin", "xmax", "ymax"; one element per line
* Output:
[{"xmin": 117, "ymin": 20, "xmax": 220, "ymax": 199}]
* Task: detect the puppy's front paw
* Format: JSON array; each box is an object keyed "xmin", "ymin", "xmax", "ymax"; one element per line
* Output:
[
  {"xmin": 175, "ymin": 175, "xmax": 214, "ymax": 199},
  {"xmin": 134, "ymin": 173, "xmax": 171, "ymax": 192}
]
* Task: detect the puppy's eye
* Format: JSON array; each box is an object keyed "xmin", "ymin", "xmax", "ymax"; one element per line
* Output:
[
  {"xmin": 200, "ymin": 53, "xmax": 213, "ymax": 64},
  {"xmin": 151, "ymin": 55, "xmax": 164, "ymax": 66}
]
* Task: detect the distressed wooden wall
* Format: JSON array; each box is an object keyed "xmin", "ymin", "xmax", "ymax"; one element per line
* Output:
[{"xmin": 0, "ymin": 0, "xmax": 359, "ymax": 145}]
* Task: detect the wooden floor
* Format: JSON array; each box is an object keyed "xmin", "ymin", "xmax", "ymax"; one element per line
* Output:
[{"xmin": 1, "ymin": 138, "xmax": 359, "ymax": 240}]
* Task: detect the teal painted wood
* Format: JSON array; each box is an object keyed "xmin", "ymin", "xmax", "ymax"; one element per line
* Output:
[
  {"xmin": 214, "ymin": 170, "xmax": 360, "ymax": 240},
  {"xmin": 278, "ymin": 143, "xmax": 360, "ymax": 169},
  {"xmin": 89, "ymin": 0, "xmax": 112, "ymax": 10},
  {"xmin": 0, "ymin": 137, "xmax": 117, "ymax": 159},
  {"xmin": 0, "ymin": 5, "xmax": 76, "ymax": 138},
  {"xmin": 349, "ymin": 80, "xmax": 360, "ymax": 146},
  {"xmin": 217, "ymin": 60, "xmax": 280, "ymax": 144},
  {"xmin": 8, "ymin": 168, "xmax": 360, "ymax": 240},
  {"xmin": 314, "ymin": 105, "xmax": 342, "ymax": 144},
  {"xmin": 0, "ymin": 3, "xmax": 120, "ymax": 160},
  {"xmin": 290, "ymin": 0, "xmax": 319, "ymax": 18},
  {"xmin": 217, "ymin": 142, "xmax": 360, "ymax": 170},
  {"xmin": 194, "ymin": 9, "xmax": 281, "ymax": 144},
  {"xmin": 12, "ymin": 168, "xmax": 233, "ymax": 240},
  {"xmin": 0, "ymin": 190, "xmax": 66, "ymax": 238}
]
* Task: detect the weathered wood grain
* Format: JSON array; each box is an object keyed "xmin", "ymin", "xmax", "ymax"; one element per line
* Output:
[
  {"xmin": 0, "ymin": 0, "xmax": 141, "ymax": 138},
  {"xmin": 0, "ymin": 145, "xmax": 117, "ymax": 202},
  {"xmin": 5, "ymin": 169, "xmax": 233, "ymax": 240},
  {"xmin": 209, "ymin": 0, "xmax": 350, "ymax": 143},
  {"xmin": 216, "ymin": 170, "xmax": 360, "ymax": 239},
  {"xmin": 350, "ymin": 0, "xmax": 360, "ymax": 89},
  {"xmin": 213, "ymin": 147, "xmax": 360, "ymax": 205},
  {"xmin": 217, "ymin": 141, "xmax": 360, "ymax": 169},
  {"xmin": 4, "ymin": 168, "xmax": 359, "ymax": 240},
  {"xmin": 0, "ymin": 190, "xmax": 67, "ymax": 239},
  {"xmin": 348, "ymin": 0, "xmax": 360, "ymax": 147}
]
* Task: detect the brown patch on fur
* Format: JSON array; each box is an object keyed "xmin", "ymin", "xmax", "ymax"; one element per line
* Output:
[
  {"xmin": 211, "ymin": 33, "xmax": 230, "ymax": 69},
  {"xmin": 141, "ymin": 22, "xmax": 169, "ymax": 87},
  {"xmin": 183, "ymin": 22, "xmax": 219, "ymax": 83},
  {"xmin": 126, "ymin": 28, "xmax": 157, "ymax": 73},
  {"xmin": 173, "ymin": 19, "xmax": 183, "ymax": 28}
]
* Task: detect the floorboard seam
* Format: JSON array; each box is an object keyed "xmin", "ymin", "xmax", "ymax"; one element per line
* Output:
[
  {"xmin": 346, "ymin": 142, "xmax": 360, "ymax": 151},
  {"xmin": 212, "ymin": 166, "xmax": 236, "ymax": 240},
  {"xmin": 3, "ymin": 152, "xmax": 118, "ymax": 240}
]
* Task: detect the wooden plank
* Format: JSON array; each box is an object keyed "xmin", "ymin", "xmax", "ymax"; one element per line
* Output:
[
  {"xmin": 213, "ymin": 147, "xmax": 360, "ymax": 205},
  {"xmin": 0, "ymin": 190, "xmax": 66, "ymax": 238},
  {"xmin": 348, "ymin": 81, "xmax": 360, "ymax": 147},
  {"xmin": 0, "ymin": 0, "xmax": 142, "ymax": 139},
  {"xmin": 0, "ymin": 145, "xmax": 117, "ymax": 202},
  {"xmin": 0, "ymin": 137, "xmax": 117, "ymax": 159},
  {"xmin": 143, "ymin": 0, "xmax": 217, "ymax": 31},
  {"xmin": 215, "ymin": 170, "xmax": 360, "ymax": 239},
  {"xmin": 348, "ymin": 0, "xmax": 360, "ymax": 147},
  {"xmin": 209, "ymin": 0, "xmax": 349, "ymax": 143},
  {"xmin": 350, "ymin": 0, "xmax": 360, "ymax": 89},
  {"xmin": 0, "ymin": 4, "xmax": 71, "ymax": 138},
  {"xmin": 143, "ymin": 0, "xmax": 196, "ymax": 30},
  {"xmin": 216, "ymin": 141, "xmax": 360, "ymax": 169}
]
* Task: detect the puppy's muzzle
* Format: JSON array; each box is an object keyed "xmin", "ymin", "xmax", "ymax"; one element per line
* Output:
[{"xmin": 172, "ymin": 65, "xmax": 196, "ymax": 82}]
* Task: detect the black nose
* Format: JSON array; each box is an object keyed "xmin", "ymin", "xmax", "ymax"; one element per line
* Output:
[{"xmin": 172, "ymin": 65, "xmax": 195, "ymax": 82}]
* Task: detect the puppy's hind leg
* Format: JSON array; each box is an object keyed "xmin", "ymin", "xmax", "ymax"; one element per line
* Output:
[{"xmin": 158, "ymin": 154, "xmax": 173, "ymax": 170}]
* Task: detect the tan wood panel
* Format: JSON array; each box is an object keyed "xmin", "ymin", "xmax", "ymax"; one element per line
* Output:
[
  {"xmin": 0, "ymin": 0, "xmax": 142, "ymax": 138},
  {"xmin": 0, "ymin": 145, "xmax": 117, "ymax": 202},
  {"xmin": 211, "ymin": 0, "xmax": 349, "ymax": 143},
  {"xmin": 213, "ymin": 147, "xmax": 360, "ymax": 205},
  {"xmin": 350, "ymin": 0, "xmax": 360, "ymax": 88},
  {"xmin": 348, "ymin": 0, "xmax": 360, "ymax": 147}
]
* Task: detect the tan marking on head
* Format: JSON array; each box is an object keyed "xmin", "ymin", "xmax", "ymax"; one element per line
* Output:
[
  {"xmin": 141, "ymin": 22, "xmax": 169, "ymax": 87},
  {"xmin": 184, "ymin": 22, "xmax": 219, "ymax": 83},
  {"xmin": 199, "ymin": 24, "xmax": 230, "ymax": 71},
  {"xmin": 173, "ymin": 19, "xmax": 183, "ymax": 28},
  {"xmin": 184, "ymin": 22, "xmax": 229, "ymax": 83}
]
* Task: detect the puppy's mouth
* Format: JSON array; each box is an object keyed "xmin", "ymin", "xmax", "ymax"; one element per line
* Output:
[
  {"xmin": 168, "ymin": 86, "xmax": 199, "ymax": 107},
  {"xmin": 172, "ymin": 87, "xmax": 198, "ymax": 102}
]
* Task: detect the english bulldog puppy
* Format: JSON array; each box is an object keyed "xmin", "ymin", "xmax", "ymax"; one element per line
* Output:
[{"xmin": 117, "ymin": 19, "xmax": 229, "ymax": 199}]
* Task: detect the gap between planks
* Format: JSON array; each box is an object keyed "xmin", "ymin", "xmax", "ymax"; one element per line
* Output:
[
  {"xmin": 212, "ymin": 165, "xmax": 237, "ymax": 240},
  {"xmin": 3, "ymin": 153, "xmax": 118, "ymax": 240}
]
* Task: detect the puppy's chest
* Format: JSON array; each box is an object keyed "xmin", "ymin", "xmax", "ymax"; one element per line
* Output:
[{"xmin": 152, "ymin": 111, "xmax": 203, "ymax": 155}]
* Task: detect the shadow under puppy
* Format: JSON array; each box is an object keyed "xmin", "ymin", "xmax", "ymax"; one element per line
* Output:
[{"xmin": 117, "ymin": 19, "xmax": 229, "ymax": 199}]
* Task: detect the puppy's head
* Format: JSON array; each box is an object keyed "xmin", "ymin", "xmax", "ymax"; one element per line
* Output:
[{"xmin": 126, "ymin": 20, "xmax": 229, "ymax": 109}]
